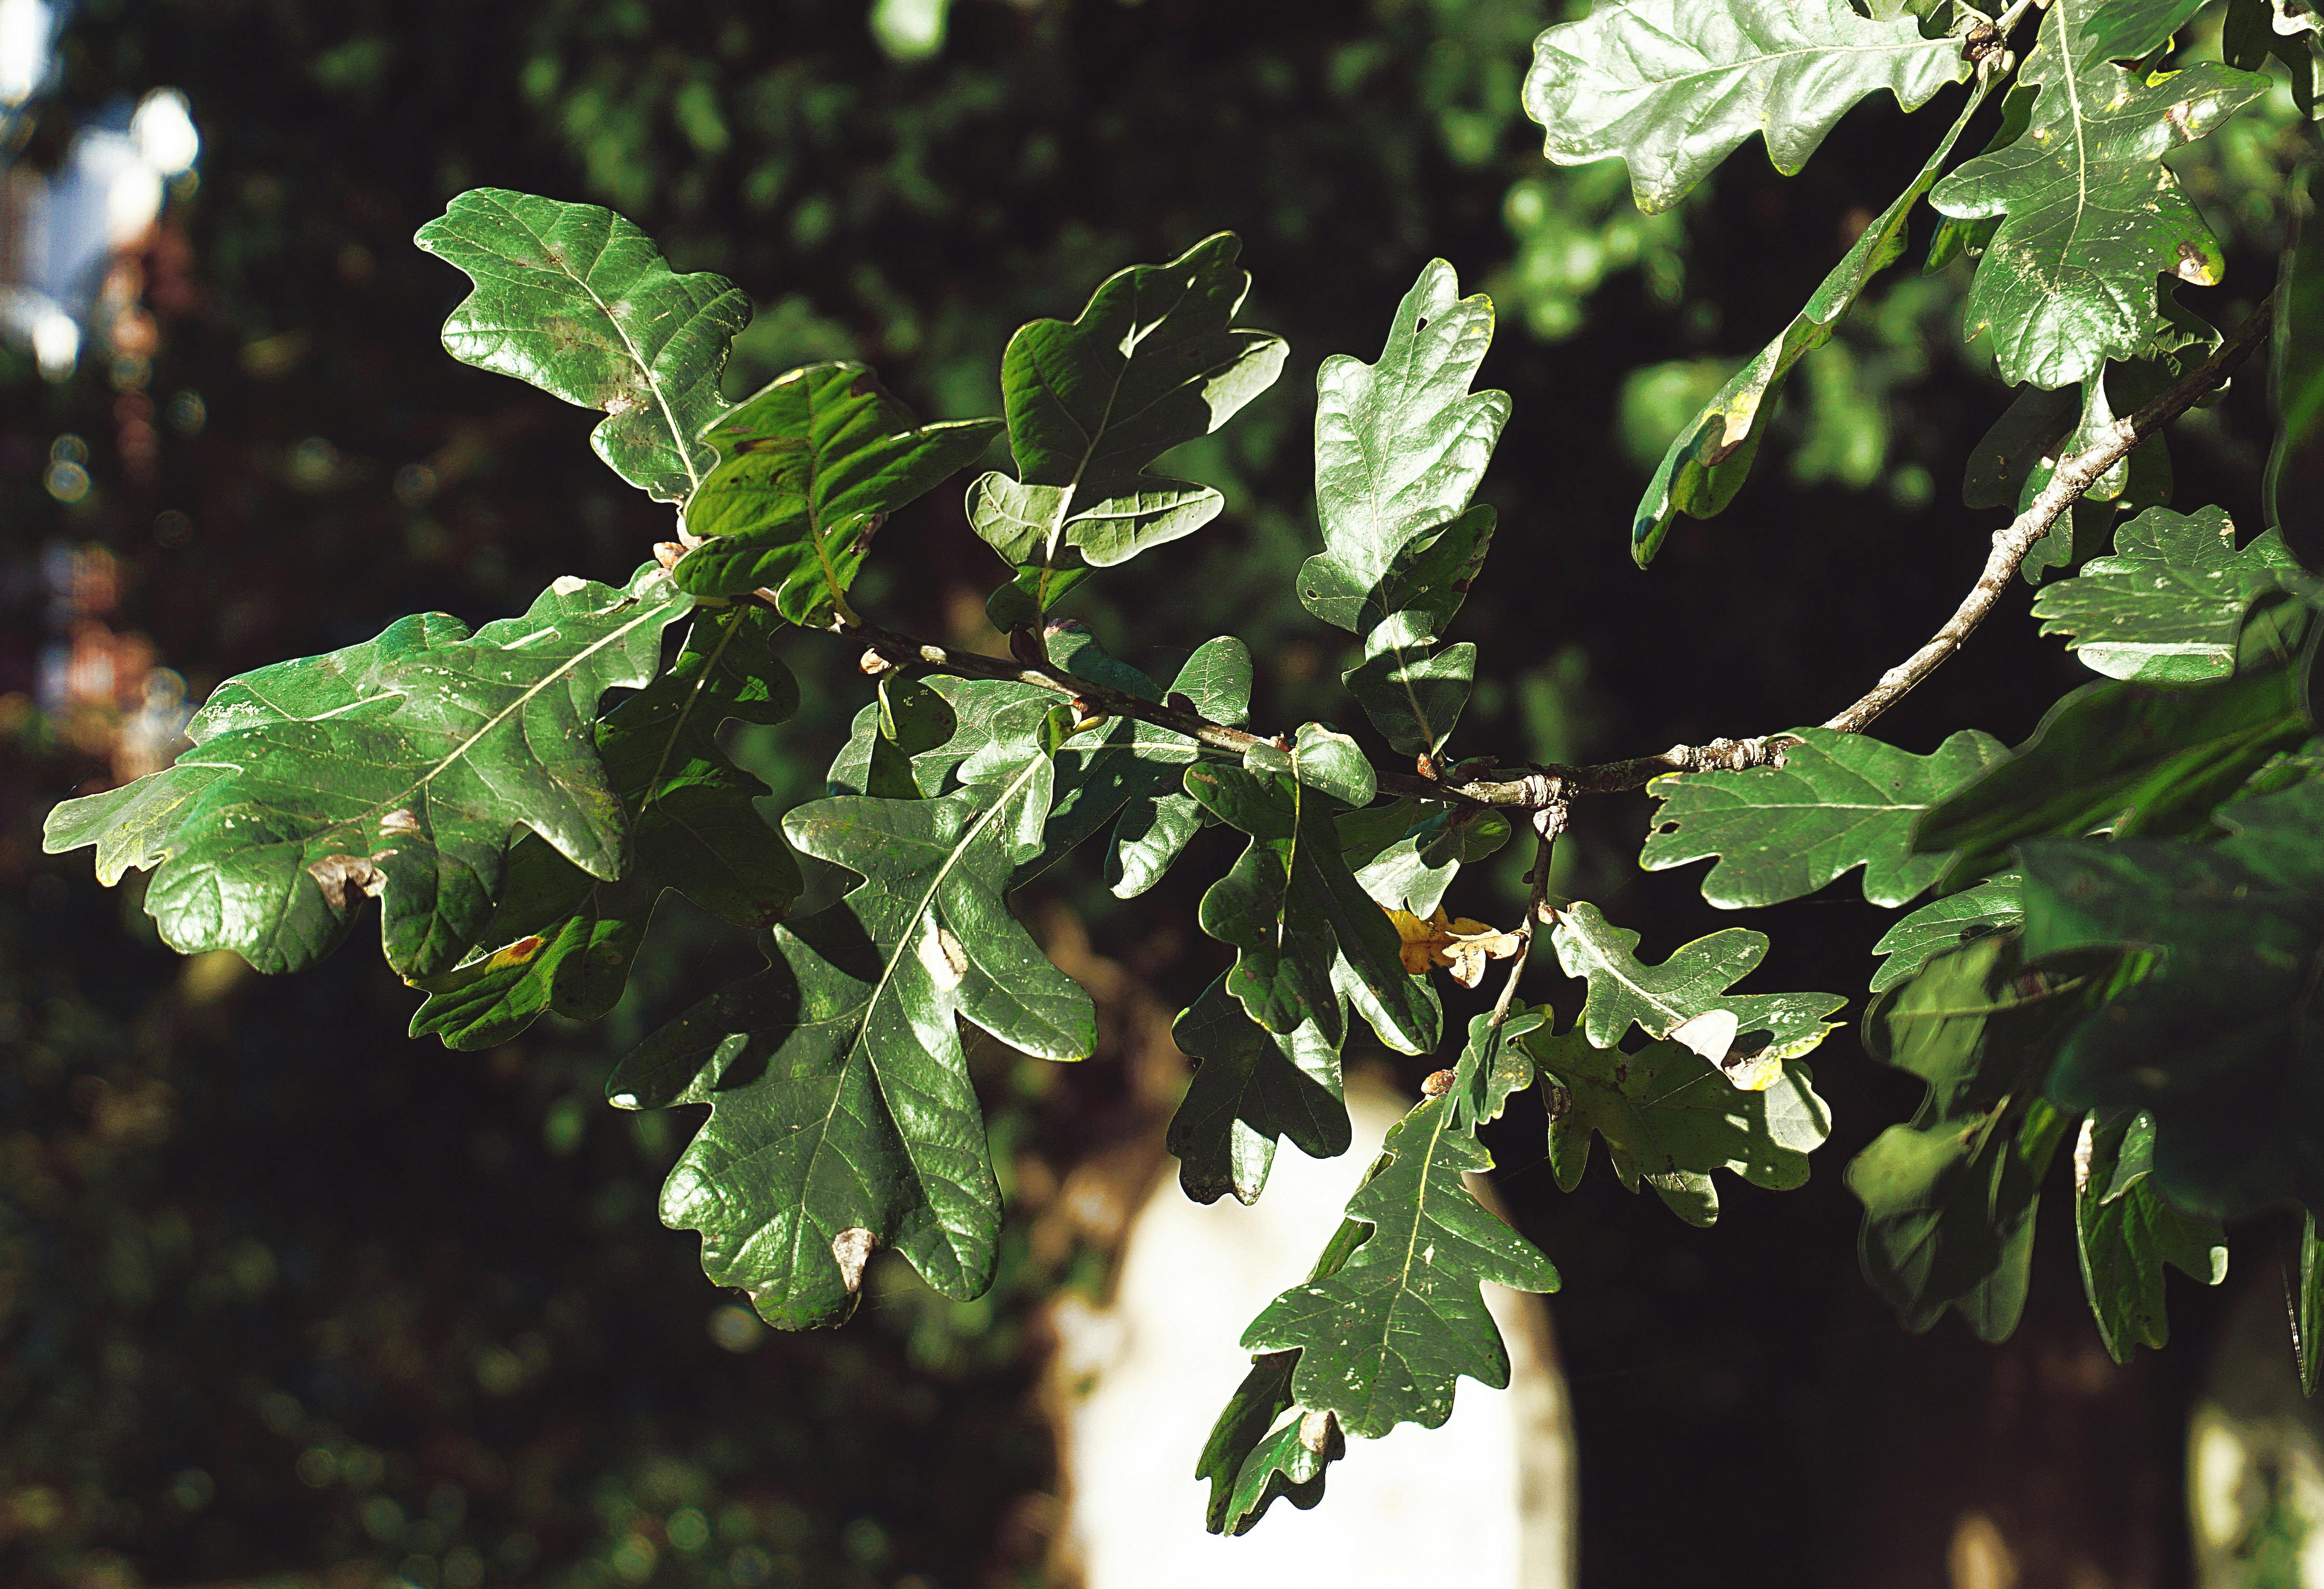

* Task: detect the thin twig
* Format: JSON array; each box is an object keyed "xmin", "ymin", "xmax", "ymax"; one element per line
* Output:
[
  {"xmin": 1824, "ymin": 292, "xmax": 2276, "ymax": 735},
  {"xmin": 805, "ymin": 297, "xmax": 2270, "ymax": 809}
]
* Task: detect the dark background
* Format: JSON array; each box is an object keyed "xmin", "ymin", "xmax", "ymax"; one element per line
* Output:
[{"xmin": 0, "ymin": 3, "xmax": 2312, "ymax": 1587}]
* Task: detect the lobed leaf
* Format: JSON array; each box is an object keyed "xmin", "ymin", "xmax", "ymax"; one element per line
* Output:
[
  {"xmin": 1870, "ymin": 874, "xmax": 2024, "ymax": 993},
  {"xmin": 1630, "ymin": 83, "xmax": 1985, "ymax": 563},
  {"xmin": 1197, "ymin": 1352, "xmax": 1341, "ymax": 1536},
  {"xmin": 415, "ymin": 189, "xmax": 750, "ymax": 503},
  {"xmin": 2032, "ymin": 505, "xmax": 2298, "ymax": 681},
  {"xmin": 674, "ymin": 362, "xmax": 1001, "ymax": 622},
  {"xmin": 1549, "ymin": 901, "xmax": 1845, "ymax": 1077},
  {"xmin": 1915, "ymin": 647, "xmax": 2313, "ymax": 889},
  {"xmin": 1847, "ymin": 933, "xmax": 2102, "ymax": 1339},
  {"xmin": 1186, "ymin": 764, "xmax": 1442, "ymax": 1058},
  {"xmin": 1242, "ymin": 1092, "xmax": 1560, "ymax": 1440},
  {"xmin": 1167, "ymin": 976, "xmax": 1347, "ymax": 1208},
  {"xmin": 409, "ymin": 604, "xmax": 800, "ymax": 1050},
  {"xmin": 1642, "ymin": 726, "xmax": 2007, "ymax": 908},
  {"xmin": 1529, "ymin": 1019, "xmax": 1830, "ymax": 1228},
  {"xmin": 1523, "ymin": 0, "xmax": 1971, "ymax": 215},
  {"xmin": 609, "ymin": 747, "xmax": 1095, "ymax": 1328},
  {"xmin": 45, "ymin": 567, "xmax": 693, "ymax": 979},
  {"xmin": 1300, "ymin": 261, "xmax": 1510, "ymax": 755},
  {"xmin": 968, "ymin": 234, "xmax": 1286, "ymax": 621},
  {"xmin": 2071, "ymin": 1110, "xmax": 2227, "ymax": 1364},
  {"xmin": 1928, "ymin": 0, "xmax": 2268, "ymax": 389},
  {"xmin": 2024, "ymin": 780, "xmax": 2324, "ymax": 1215}
]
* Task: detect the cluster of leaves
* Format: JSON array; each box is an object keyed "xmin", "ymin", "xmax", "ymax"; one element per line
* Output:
[{"xmin": 38, "ymin": 0, "xmax": 2324, "ymax": 1546}]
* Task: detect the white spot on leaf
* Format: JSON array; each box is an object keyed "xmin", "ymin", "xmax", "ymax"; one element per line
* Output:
[
  {"xmin": 307, "ymin": 854, "xmax": 387, "ymax": 911},
  {"xmin": 918, "ymin": 921, "xmax": 968, "ymax": 990},
  {"xmin": 831, "ymin": 1227, "xmax": 878, "ymax": 1295}
]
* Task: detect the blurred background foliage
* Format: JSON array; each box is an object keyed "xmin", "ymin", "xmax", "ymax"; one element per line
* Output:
[{"xmin": 2, "ymin": 2, "xmax": 2319, "ymax": 1587}]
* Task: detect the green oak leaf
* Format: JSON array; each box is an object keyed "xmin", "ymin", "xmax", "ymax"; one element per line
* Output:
[
  {"xmin": 1243, "ymin": 1091, "xmax": 1560, "ymax": 1439},
  {"xmin": 1167, "ymin": 975, "xmax": 1345, "ymax": 1207},
  {"xmin": 967, "ymin": 234, "xmax": 1286, "ymax": 618},
  {"xmin": 409, "ymin": 604, "xmax": 801, "ymax": 1050},
  {"xmin": 2072, "ymin": 1109, "xmax": 2227, "ymax": 1364},
  {"xmin": 1928, "ymin": 0, "xmax": 2268, "ymax": 389},
  {"xmin": 415, "ymin": 189, "xmax": 750, "ymax": 503},
  {"xmin": 1522, "ymin": 0, "xmax": 1971, "ymax": 214},
  {"xmin": 1630, "ymin": 83, "xmax": 1984, "ymax": 564},
  {"xmin": 1300, "ymin": 262, "xmax": 1509, "ymax": 755},
  {"xmin": 2023, "ymin": 781, "xmax": 2324, "ymax": 1215},
  {"xmin": 1447, "ymin": 1007, "xmax": 1545, "ymax": 1136},
  {"xmin": 826, "ymin": 630, "xmax": 1252, "ymax": 894},
  {"xmin": 2269, "ymin": 163, "xmax": 2324, "ymax": 552},
  {"xmin": 607, "ymin": 747, "xmax": 1094, "ymax": 1329},
  {"xmin": 2081, "ymin": 0, "xmax": 2211, "ymax": 58},
  {"xmin": 1641, "ymin": 726, "xmax": 2007, "ymax": 908},
  {"xmin": 1549, "ymin": 901, "xmax": 1845, "ymax": 1072},
  {"xmin": 2032, "ymin": 506, "xmax": 2298, "ymax": 681},
  {"xmin": 44, "ymin": 566, "xmax": 693, "ymax": 979},
  {"xmin": 1528, "ymin": 1019, "xmax": 1831, "ymax": 1228},
  {"xmin": 1186, "ymin": 763, "xmax": 1442, "ymax": 1058},
  {"xmin": 673, "ymin": 362, "xmax": 1001, "ymax": 620},
  {"xmin": 1847, "ymin": 933, "xmax": 2103, "ymax": 1340},
  {"xmin": 1927, "ymin": 85, "xmax": 2038, "ymax": 273},
  {"xmin": 1342, "ymin": 800, "xmax": 1515, "ymax": 919},
  {"xmin": 1870, "ymin": 874, "xmax": 2024, "ymax": 993},
  {"xmin": 1960, "ymin": 382, "xmax": 2079, "ymax": 511},
  {"xmin": 2303, "ymin": 1212, "xmax": 2324, "ymax": 1396},
  {"xmin": 1197, "ymin": 1352, "xmax": 1342, "ymax": 1536},
  {"xmin": 1915, "ymin": 651, "xmax": 2311, "ymax": 889}
]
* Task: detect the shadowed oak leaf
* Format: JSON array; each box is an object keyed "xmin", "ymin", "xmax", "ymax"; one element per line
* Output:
[
  {"xmin": 1847, "ymin": 933, "xmax": 2100, "ymax": 1340},
  {"xmin": 45, "ymin": 566, "xmax": 693, "ymax": 979},
  {"xmin": 674, "ymin": 361, "xmax": 1000, "ymax": 621},
  {"xmin": 1928, "ymin": 0, "xmax": 2268, "ymax": 388},
  {"xmin": 608, "ymin": 748, "xmax": 1094, "ymax": 1329},
  {"xmin": 415, "ymin": 189, "xmax": 750, "ymax": 503},
  {"xmin": 1643, "ymin": 726, "xmax": 2007, "ymax": 908},
  {"xmin": 2072, "ymin": 1109, "xmax": 2227, "ymax": 1364},
  {"xmin": 409, "ymin": 604, "xmax": 802, "ymax": 1050},
  {"xmin": 2024, "ymin": 782, "xmax": 2324, "ymax": 1215},
  {"xmin": 1187, "ymin": 764, "xmax": 1441, "ymax": 1059},
  {"xmin": 1523, "ymin": 0, "xmax": 1970, "ymax": 215},
  {"xmin": 1528, "ymin": 1019, "xmax": 1830, "ymax": 1228},
  {"xmin": 1167, "ymin": 975, "xmax": 1346, "ymax": 1207}
]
